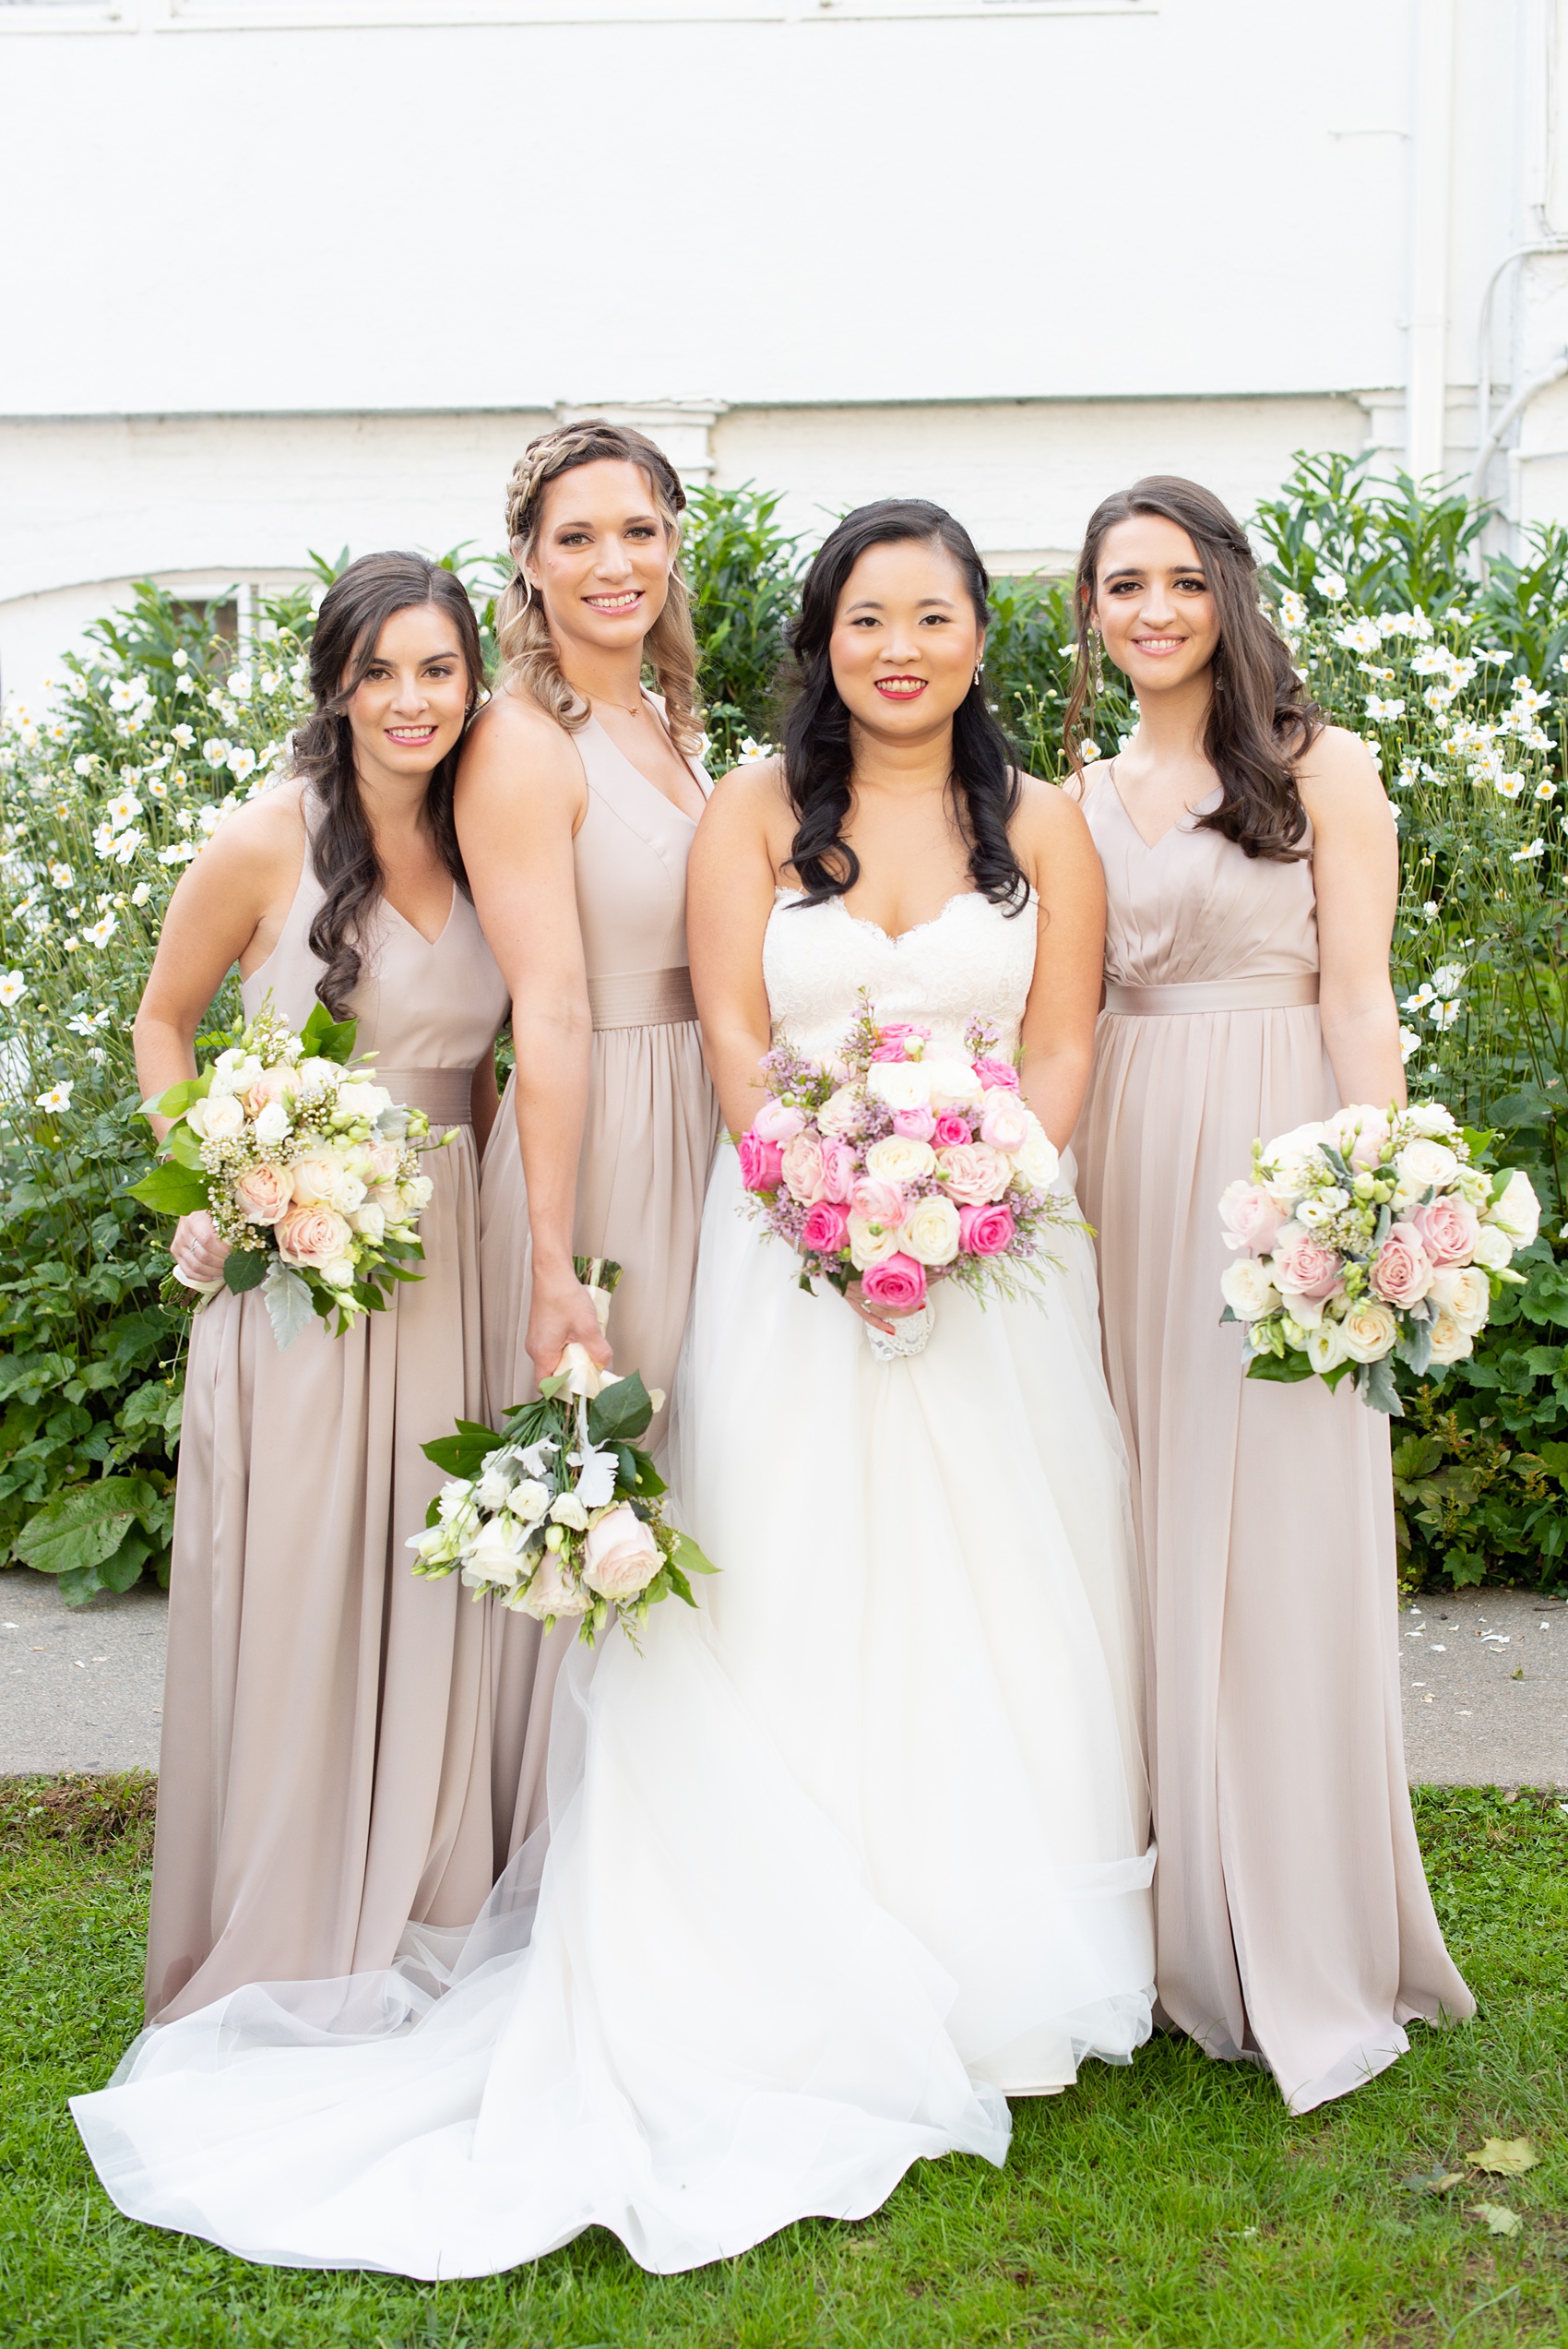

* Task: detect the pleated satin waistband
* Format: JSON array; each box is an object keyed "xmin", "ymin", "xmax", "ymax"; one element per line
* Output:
[
  {"xmin": 1103, "ymin": 972, "xmax": 1321, "ymax": 1017},
  {"xmin": 369, "ymin": 1067, "xmax": 476, "ymax": 1125},
  {"xmin": 588, "ymin": 967, "xmax": 699, "ymax": 1031}
]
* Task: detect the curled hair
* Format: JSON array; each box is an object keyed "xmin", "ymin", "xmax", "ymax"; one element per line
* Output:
[
  {"xmin": 496, "ymin": 419, "xmax": 701, "ymax": 754},
  {"xmin": 1065, "ymin": 474, "xmax": 1322, "ymax": 860},
  {"xmin": 291, "ymin": 552, "xmax": 484, "ymax": 1017},
  {"xmin": 782, "ymin": 499, "xmax": 1028, "ymax": 914}
]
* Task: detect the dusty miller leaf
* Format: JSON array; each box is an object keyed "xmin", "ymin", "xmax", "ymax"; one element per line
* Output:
[{"xmin": 261, "ymin": 1263, "xmax": 315, "ymax": 1351}]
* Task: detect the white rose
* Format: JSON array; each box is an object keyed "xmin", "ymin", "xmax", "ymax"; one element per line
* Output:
[
  {"xmin": 1220, "ymin": 1258, "xmax": 1281, "ymax": 1322},
  {"xmin": 1470, "ymin": 1222, "xmax": 1514, "ymax": 1271},
  {"xmin": 463, "ymin": 1513, "xmax": 531, "ymax": 1591},
  {"xmin": 1306, "ymin": 1317, "xmax": 1348, "ymax": 1372},
  {"xmin": 865, "ymin": 1061, "xmax": 932, "ymax": 1115},
  {"xmin": 549, "ymin": 1489, "xmax": 590, "ymax": 1531},
  {"xmin": 507, "ymin": 1477, "xmax": 552, "ymax": 1528},
  {"xmin": 901, "ymin": 1194, "xmax": 961, "ymax": 1267},
  {"xmin": 1404, "ymin": 1103, "xmax": 1458, "ymax": 1139},
  {"xmin": 1427, "ymin": 1311, "xmax": 1474, "ymax": 1365},
  {"xmin": 848, "ymin": 1211, "xmax": 900, "ymax": 1270},
  {"xmin": 293, "ymin": 1056, "xmax": 341, "ymax": 1091},
  {"xmin": 865, "ymin": 1135, "xmax": 936, "ymax": 1183},
  {"xmin": 1487, "ymin": 1169, "xmax": 1540, "ymax": 1246},
  {"xmin": 1429, "ymin": 1265, "xmax": 1491, "ymax": 1337},
  {"xmin": 254, "ymin": 1099, "xmax": 291, "ymax": 1149},
  {"xmin": 321, "ymin": 1258, "xmax": 357, "ymax": 1289},
  {"xmin": 470, "ymin": 1457, "xmax": 516, "ymax": 1513},
  {"xmin": 1394, "ymin": 1139, "xmax": 1459, "ymax": 1196},
  {"xmin": 208, "ymin": 1053, "xmax": 262, "ymax": 1099},
  {"xmin": 186, "ymin": 1091, "xmax": 244, "ymax": 1140},
  {"xmin": 923, "ymin": 1058, "xmax": 984, "ymax": 1112},
  {"xmin": 1339, "ymin": 1298, "xmax": 1399, "ymax": 1362},
  {"xmin": 350, "ymin": 1202, "xmax": 386, "ymax": 1243},
  {"xmin": 335, "ymin": 1081, "xmax": 390, "ymax": 1124},
  {"xmin": 516, "ymin": 1548, "xmax": 590, "ymax": 1620},
  {"xmin": 1258, "ymin": 1121, "xmax": 1331, "ymax": 1203},
  {"xmin": 1011, "ymin": 1121, "xmax": 1061, "ymax": 1190}
]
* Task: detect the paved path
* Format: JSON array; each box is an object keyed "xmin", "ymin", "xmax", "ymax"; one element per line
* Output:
[{"xmin": 3, "ymin": 1568, "xmax": 1565, "ymax": 1786}]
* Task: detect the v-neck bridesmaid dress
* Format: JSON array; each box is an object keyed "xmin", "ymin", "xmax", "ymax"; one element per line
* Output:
[
  {"xmin": 146, "ymin": 811, "xmax": 511, "ymax": 2021},
  {"xmin": 1072, "ymin": 761, "xmax": 1473, "ymax": 2114},
  {"xmin": 481, "ymin": 699, "xmax": 721, "ymax": 1859}
]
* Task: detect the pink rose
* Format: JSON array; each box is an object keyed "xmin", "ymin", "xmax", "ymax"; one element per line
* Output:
[
  {"xmin": 970, "ymin": 1057, "xmax": 1019, "ymax": 1093},
  {"xmin": 362, "ymin": 1142, "xmax": 402, "ymax": 1184},
  {"xmin": 780, "ymin": 1130, "xmax": 828, "ymax": 1205},
  {"xmin": 892, "ymin": 1106, "xmax": 938, "ymax": 1141},
  {"xmin": 860, "ymin": 1252, "xmax": 927, "ymax": 1310},
  {"xmin": 802, "ymin": 1199, "xmax": 850, "ymax": 1254},
  {"xmin": 753, "ymin": 1097, "xmax": 806, "ymax": 1146},
  {"xmin": 870, "ymin": 1022, "xmax": 932, "ymax": 1063},
  {"xmin": 1410, "ymin": 1193, "xmax": 1480, "ymax": 1268},
  {"xmin": 242, "ymin": 1067, "xmax": 293, "ymax": 1119},
  {"xmin": 1370, "ymin": 1221, "xmax": 1435, "ymax": 1308},
  {"xmin": 737, "ymin": 1133, "xmax": 784, "ymax": 1192},
  {"xmin": 1218, "ymin": 1180, "xmax": 1285, "ymax": 1256},
  {"xmin": 275, "ymin": 1203, "xmax": 354, "ymax": 1270},
  {"xmin": 979, "ymin": 1089, "xmax": 1032, "ymax": 1151},
  {"xmin": 932, "ymin": 1113, "xmax": 972, "ymax": 1148},
  {"xmin": 581, "ymin": 1504, "xmax": 662, "ymax": 1600},
  {"xmin": 937, "ymin": 1141, "xmax": 1012, "ymax": 1205},
  {"xmin": 1326, "ymin": 1104, "xmax": 1392, "ymax": 1172},
  {"xmin": 957, "ymin": 1201, "xmax": 1016, "ymax": 1257},
  {"xmin": 1270, "ymin": 1222, "xmax": 1344, "ymax": 1302},
  {"xmin": 850, "ymin": 1175, "xmax": 907, "ymax": 1228},
  {"xmin": 232, "ymin": 1163, "xmax": 293, "ymax": 1226},
  {"xmin": 819, "ymin": 1140, "xmax": 856, "ymax": 1204}
]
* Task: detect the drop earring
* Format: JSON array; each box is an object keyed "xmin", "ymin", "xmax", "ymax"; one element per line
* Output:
[{"xmin": 1090, "ymin": 630, "xmax": 1104, "ymax": 698}]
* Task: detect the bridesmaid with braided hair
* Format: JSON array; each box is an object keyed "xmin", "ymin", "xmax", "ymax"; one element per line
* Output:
[{"xmin": 459, "ymin": 421, "xmax": 720, "ymax": 1860}]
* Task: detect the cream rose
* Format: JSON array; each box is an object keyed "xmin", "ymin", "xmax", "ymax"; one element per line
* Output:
[
  {"xmin": 848, "ymin": 1211, "xmax": 900, "ymax": 1270},
  {"xmin": 1339, "ymin": 1298, "xmax": 1399, "ymax": 1362},
  {"xmin": 1427, "ymin": 1311, "xmax": 1475, "ymax": 1365},
  {"xmin": 923, "ymin": 1058, "xmax": 984, "ymax": 1113},
  {"xmin": 864, "ymin": 1135, "xmax": 937, "ymax": 1184},
  {"xmin": 936, "ymin": 1142, "xmax": 1013, "ymax": 1205},
  {"xmin": 275, "ymin": 1203, "xmax": 354, "ymax": 1270},
  {"xmin": 350, "ymin": 1202, "xmax": 386, "ymax": 1244},
  {"xmin": 865, "ymin": 1061, "xmax": 932, "ymax": 1115},
  {"xmin": 1488, "ymin": 1169, "xmax": 1540, "ymax": 1246},
  {"xmin": 232, "ymin": 1162, "xmax": 293, "ymax": 1225},
  {"xmin": 1470, "ymin": 1222, "xmax": 1515, "ymax": 1272},
  {"xmin": 816, "ymin": 1084, "xmax": 862, "ymax": 1137},
  {"xmin": 335, "ymin": 1080, "xmax": 392, "ymax": 1125},
  {"xmin": 1393, "ymin": 1138, "xmax": 1460, "ymax": 1198},
  {"xmin": 1430, "ymin": 1264, "xmax": 1491, "ymax": 1337},
  {"xmin": 1219, "ymin": 1258, "xmax": 1281, "ymax": 1322},
  {"xmin": 1012, "ymin": 1122, "xmax": 1061, "ymax": 1190},
  {"xmin": 186, "ymin": 1091, "xmax": 244, "ymax": 1141},
  {"xmin": 901, "ymin": 1194, "xmax": 961, "ymax": 1267},
  {"xmin": 582, "ymin": 1504, "xmax": 662, "ymax": 1600},
  {"xmin": 290, "ymin": 1152, "xmax": 350, "ymax": 1208},
  {"xmin": 1404, "ymin": 1102, "xmax": 1458, "ymax": 1139}
]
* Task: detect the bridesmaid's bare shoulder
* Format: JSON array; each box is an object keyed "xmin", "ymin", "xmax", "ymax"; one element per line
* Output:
[
  {"xmin": 698, "ymin": 754, "xmax": 796, "ymax": 875},
  {"xmin": 1010, "ymin": 767, "xmax": 1097, "ymax": 875},
  {"xmin": 1293, "ymin": 722, "xmax": 1394, "ymax": 841},
  {"xmin": 457, "ymin": 681, "xmax": 587, "ymax": 819},
  {"xmin": 188, "ymin": 774, "xmax": 308, "ymax": 894}
]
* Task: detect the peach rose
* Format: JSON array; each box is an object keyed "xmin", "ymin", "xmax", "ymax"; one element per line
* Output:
[
  {"xmin": 581, "ymin": 1505, "xmax": 662, "ymax": 1600},
  {"xmin": 1429, "ymin": 1264, "xmax": 1491, "ymax": 1336},
  {"xmin": 780, "ymin": 1130, "xmax": 829, "ymax": 1205},
  {"xmin": 275, "ymin": 1203, "xmax": 354, "ymax": 1270},
  {"xmin": 290, "ymin": 1152, "xmax": 349, "ymax": 1208},
  {"xmin": 936, "ymin": 1141, "xmax": 1012, "ymax": 1205},
  {"xmin": 864, "ymin": 1135, "xmax": 936, "ymax": 1184},
  {"xmin": 1427, "ymin": 1311, "xmax": 1474, "ymax": 1365},
  {"xmin": 232, "ymin": 1162, "xmax": 293, "ymax": 1225},
  {"xmin": 242, "ymin": 1066, "xmax": 293, "ymax": 1119},
  {"xmin": 1369, "ymin": 1222, "xmax": 1434, "ymax": 1308},
  {"xmin": 1339, "ymin": 1298, "xmax": 1399, "ymax": 1362}
]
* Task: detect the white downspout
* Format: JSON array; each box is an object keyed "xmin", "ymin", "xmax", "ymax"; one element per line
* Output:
[
  {"xmin": 1467, "ymin": 351, "xmax": 1568, "ymax": 506},
  {"xmin": 1407, "ymin": 0, "xmax": 1458, "ymax": 482}
]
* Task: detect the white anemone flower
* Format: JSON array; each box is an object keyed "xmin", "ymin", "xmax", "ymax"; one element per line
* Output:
[
  {"xmin": 82, "ymin": 913, "xmax": 118, "ymax": 948},
  {"xmin": 35, "ymin": 1080, "xmax": 72, "ymax": 1113},
  {"xmin": 0, "ymin": 971, "xmax": 28, "ymax": 1008}
]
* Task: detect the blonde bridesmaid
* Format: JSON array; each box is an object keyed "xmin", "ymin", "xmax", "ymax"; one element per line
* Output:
[
  {"xmin": 135, "ymin": 554, "xmax": 508, "ymax": 2021},
  {"xmin": 456, "ymin": 421, "xmax": 719, "ymax": 1860},
  {"xmin": 1067, "ymin": 477, "xmax": 1473, "ymax": 2113}
]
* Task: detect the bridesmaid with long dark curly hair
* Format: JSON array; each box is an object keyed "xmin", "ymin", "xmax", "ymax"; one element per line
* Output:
[{"xmin": 134, "ymin": 553, "xmax": 508, "ymax": 2021}]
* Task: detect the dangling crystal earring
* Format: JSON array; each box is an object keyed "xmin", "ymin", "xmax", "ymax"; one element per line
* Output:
[
  {"xmin": 973, "ymin": 661, "xmax": 983, "ymax": 689},
  {"xmin": 1090, "ymin": 630, "xmax": 1104, "ymax": 698}
]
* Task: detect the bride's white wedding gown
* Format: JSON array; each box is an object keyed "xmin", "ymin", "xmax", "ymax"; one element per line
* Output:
[{"xmin": 72, "ymin": 887, "xmax": 1155, "ymax": 2278}]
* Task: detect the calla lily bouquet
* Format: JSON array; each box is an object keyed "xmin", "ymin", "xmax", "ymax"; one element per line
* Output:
[
  {"xmin": 1218, "ymin": 1101, "xmax": 1538, "ymax": 1413},
  {"xmin": 409, "ymin": 1258, "xmax": 716, "ymax": 1644},
  {"xmin": 131, "ymin": 997, "xmax": 447, "ymax": 1348}
]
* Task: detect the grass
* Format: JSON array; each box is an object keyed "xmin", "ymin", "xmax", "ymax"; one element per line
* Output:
[{"xmin": 0, "ymin": 1780, "xmax": 1563, "ymax": 2348}]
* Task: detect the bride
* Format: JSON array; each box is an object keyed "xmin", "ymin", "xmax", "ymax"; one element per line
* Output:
[{"xmin": 70, "ymin": 499, "xmax": 1153, "ymax": 2278}]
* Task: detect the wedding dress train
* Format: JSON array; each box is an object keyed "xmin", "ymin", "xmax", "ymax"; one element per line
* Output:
[{"xmin": 72, "ymin": 885, "xmax": 1155, "ymax": 2276}]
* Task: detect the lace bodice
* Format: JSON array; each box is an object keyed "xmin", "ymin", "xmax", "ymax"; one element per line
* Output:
[{"xmin": 763, "ymin": 888, "xmax": 1039, "ymax": 1060}]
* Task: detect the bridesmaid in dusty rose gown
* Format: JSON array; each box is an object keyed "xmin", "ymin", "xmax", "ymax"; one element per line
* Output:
[
  {"xmin": 135, "ymin": 556, "xmax": 508, "ymax": 2021},
  {"xmin": 1067, "ymin": 478, "xmax": 1473, "ymax": 2114},
  {"xmin": 456, "ymin": 422, "xmax": 719, "ymax": 1859}
]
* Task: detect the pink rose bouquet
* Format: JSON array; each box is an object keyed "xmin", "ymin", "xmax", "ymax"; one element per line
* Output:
[
  {"xmin": 1218, "ymin": 1102, "xmax": 1536, "ymax": 1413},
  {"xmin": 410, "ymin": 1258, "xmax": 716, "ymax": 1646},
  {"xmin": 132, "ymin": 996, "xmax": 452, "ymax": 1348},
  {"xmin": 735, "ymin": 994, "xmax": 1079, "ymax": 1356}
]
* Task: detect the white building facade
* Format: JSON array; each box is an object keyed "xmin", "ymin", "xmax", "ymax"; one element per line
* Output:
[{"xmin": 3, "ymin": 0, "xmax": 1567, "ymax": 695}]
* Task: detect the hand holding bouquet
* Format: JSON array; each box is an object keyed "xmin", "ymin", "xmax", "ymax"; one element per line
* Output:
[
  {"xmin": 735, "ymin": 996, "xmax": 1077, "ymax": 1356},
  {"xmin": 1218, "ymin": 1102, "xmax": 1539, "ymax": 1413},
  {"xmin": 133, "ymin": 997, "xmax": 448, "ymax": 1348},
  {"xmin": 409, "ymin": 1259, "xmax": 716, "ymax": 1644}
]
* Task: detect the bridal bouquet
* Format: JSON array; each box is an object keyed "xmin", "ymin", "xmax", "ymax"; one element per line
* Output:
[
  {"xmin": 735, "ymin": 996, "xmax": 1076, "ymax": 1354},
  {"xmin": 132, "ymin": 997, "xmax": 446, "ymax": 1348},
  {"xmin": 410, "ymin": 1260, "xmax": 715, "ymax": 1643},
  {"xmin": 1218, "ymin": 1102, "xmax": 1539, "ymax": 1413}
]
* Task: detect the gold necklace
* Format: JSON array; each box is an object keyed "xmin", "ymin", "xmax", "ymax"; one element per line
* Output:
[{"xmin": 591, "ymin": 695, "xmax": 646, "ymax": 721}]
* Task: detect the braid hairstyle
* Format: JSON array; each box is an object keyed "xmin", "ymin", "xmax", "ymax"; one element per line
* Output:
[
  {"xmin": 496, "ymin": 419, "xmax": 702, "ymax": 754},
  {"xmin": 292, "ymin": 551, "xmax": 484, "ymax": 1018}
]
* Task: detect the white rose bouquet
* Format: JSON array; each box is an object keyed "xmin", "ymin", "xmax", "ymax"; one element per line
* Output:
[
  {"xmin": 410, "ymin": 1259, "xmax": 716, "ymax": 1644},
  {"xmin": 1218, "ymin": 1101, "xmax": 1538, "ymax": 1413},
  {"xmin": 131, "ymin": 996, "xmax": 450, "ymax": 1348},
  {"xmin": 734, "ymin": 994, "xmax": 1078, "ymax": 1358}
]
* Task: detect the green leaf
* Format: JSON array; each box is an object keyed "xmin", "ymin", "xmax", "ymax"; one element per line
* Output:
[
  {"xmin": 222, "ymin": 1248, "xmax": 267, "ymax": 1294},
  {"xmin": 1360, "ymin": 1355, "xmax": 1406, "ymax": 1416},
  {"xmin": 587, "ymin": 1371, "xmax": 654, "ymax": 1448},
  {"xmin": 1245, "ymin": 1347, "xmax": 1315, "ymax": 1386},
  {"xmin": 97, "ymin": 1524, "xmax": 153, "ymax": 1593},
  {"xmin": 616, "ymin": 1444, "xmax": 666, "ymax": 1498},
  {"xmin": 668, "ymin": 1527, "xmax": 719, "ymax": 1579},
  {"xmin": 142, "ymin": 1073, "xmax": 211, "ymax": 1119},
  {"xmin": 14, "ymin": 1474, "xmax": 159, "ymax": 1578},
  {"xmin": 298, "ymin": 1002, "xmax": 359, "ymax": 1065},
  {"xmin": 1533, "ymin": 1438, "xmax": 1568, "ymax": 1483},
  {"xmin": 1468, "ymin": 2202, "xmax": 1523, "ymax": 2237},
  {"xmin": 421, "ymin": 1420, "xmax": 503, "ymax": 1478},
  {"xmin": 127, "ymin": 1162, "xmax": 210, "ymax": 1215}
]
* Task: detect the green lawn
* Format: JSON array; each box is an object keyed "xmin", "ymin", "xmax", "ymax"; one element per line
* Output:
[{"xmin": 1, "ymin": 1779, "xmax": 1563, "ymax": 2348}]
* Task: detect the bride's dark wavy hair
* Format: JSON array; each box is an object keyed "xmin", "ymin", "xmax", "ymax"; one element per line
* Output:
[
  {"xmin": 291, "ymin": 553, "xmax": 484, "ymax": 1015},
  {"xmin": 1065, "ymin": 474, "xmax": 1322, "ymax": 860},
  {"xmin": 781, "ymin": 499, "xmax": 1028, "ymax": 913}
]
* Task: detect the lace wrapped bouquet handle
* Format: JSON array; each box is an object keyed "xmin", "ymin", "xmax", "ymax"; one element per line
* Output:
[
  {"xmin": 735, "ymin": 996, "xmax": 1080, "ymax": 1357},
  {"xmin": 1218, "ymin": 1101, "xmax": 1539, "ymax": 1413}
]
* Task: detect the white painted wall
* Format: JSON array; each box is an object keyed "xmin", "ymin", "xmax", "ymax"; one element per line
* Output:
[{"xmin": 2, "ymin": 0, "xmax": 1565, "ymax": 701}]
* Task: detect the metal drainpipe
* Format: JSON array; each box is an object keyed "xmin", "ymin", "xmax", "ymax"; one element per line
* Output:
[
  {"xmin": 1467, "ymin": 351, "xmax": 1568, "ymax": 508},
  {"xmin": 1407, "ymin": 0, "xmax": 1457, "ymax": 482}
]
